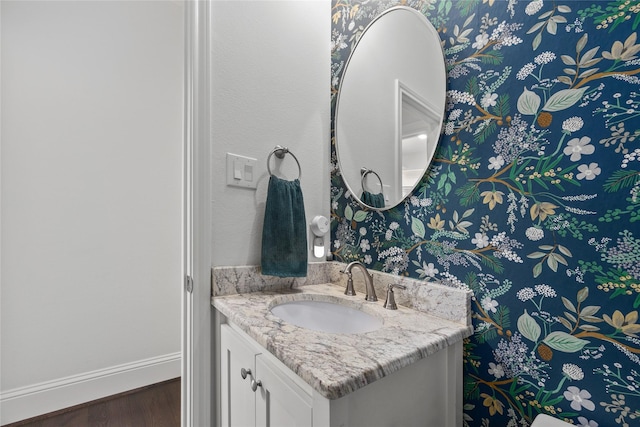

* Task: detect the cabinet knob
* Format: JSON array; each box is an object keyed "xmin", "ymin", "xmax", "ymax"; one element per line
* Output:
[
  {"xmin": 240, "ymin": 368, "xmax": 252, "ymax": 380},
  {"xmin": 251, "ymin": 379, "xmax": 262, "ymax": 392}
]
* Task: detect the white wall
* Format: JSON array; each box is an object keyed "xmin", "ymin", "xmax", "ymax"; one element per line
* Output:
[
  {"xmin": 0, "ymin": 1, "xmax": 183, "ymax": 423},
  {"xmin": 210, "ymin": 0, "xmax": 330, "ymax": 267}
]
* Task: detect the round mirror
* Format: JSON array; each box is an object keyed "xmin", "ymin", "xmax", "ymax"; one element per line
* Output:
[{"xmin": 335, "ymin": 6, "xmax": 447, "ymax": 210}]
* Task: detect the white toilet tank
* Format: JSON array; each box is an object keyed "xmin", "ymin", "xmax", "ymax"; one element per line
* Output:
[{"xmin": 531, "ymin": 414, "xmax": 568, "ymax": 426}]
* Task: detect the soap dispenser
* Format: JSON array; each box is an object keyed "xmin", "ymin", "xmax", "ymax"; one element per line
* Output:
[
  {"xmin": 310, "ymin": 215, "xmax": 329, "ymax": 258},
  {"xmin": 383, "ymin": 284, "xmax": 406, "ymax": 310}
]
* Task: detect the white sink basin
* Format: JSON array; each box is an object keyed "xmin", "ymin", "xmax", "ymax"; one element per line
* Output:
[{"xmin": 270, "ymin": 300, "xmax": 382, "ymax": 334}]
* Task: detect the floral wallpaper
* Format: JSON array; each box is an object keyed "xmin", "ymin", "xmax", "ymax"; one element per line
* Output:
[{"xmin": 330, "ymin": 0, "xmax": 640, "ymax": 426}]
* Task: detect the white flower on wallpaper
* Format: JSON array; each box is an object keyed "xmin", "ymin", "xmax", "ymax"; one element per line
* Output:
[
  {"xmin": 564, "ymin": 386, "xmax": 596, "ymax": 411},
  {"xmin": 564, "ymin": 137, "xmax": 595, "ymax": 161},
  {"xmin": 562, "ymin": 116, "xmax": 585, "ymax": 133},
  {"xmin": 576, "ymin": 163, "xmax": 601, "ymax": 180}
]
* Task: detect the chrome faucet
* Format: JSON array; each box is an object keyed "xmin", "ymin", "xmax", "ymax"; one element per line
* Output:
[{"xmin": 343, "ymin": 261, "xmax": 377, "ymax": 302}]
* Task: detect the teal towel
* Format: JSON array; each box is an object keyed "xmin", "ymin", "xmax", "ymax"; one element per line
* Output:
[
  {"xmin": 361, "ymin": 191, "xmax": 385, "ymax": 208},
  {"xmin": 261, "ymin": 176, "xmax": 308, "ymax": 277}
]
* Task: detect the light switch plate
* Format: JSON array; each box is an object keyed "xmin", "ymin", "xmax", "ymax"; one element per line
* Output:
[{"xmin": 226, "ymin": 153, "xmax": 258, "ymax": 189}]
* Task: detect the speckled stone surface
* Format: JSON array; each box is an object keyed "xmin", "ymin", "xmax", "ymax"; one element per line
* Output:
[
  {"xmin": 212, "ymin": 262, "xmax": 332, "ymax": 296},
  {"xmin": 213, "ymin": 262, "xmax": 471, "ymax": 325},
  {"xmin": 213, "ymin": 282, "xmax": 473, "ymax": 400}
]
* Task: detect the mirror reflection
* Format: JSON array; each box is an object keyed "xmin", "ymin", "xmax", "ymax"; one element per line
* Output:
[{"xmin": 335, "ymin": 6, "xmax": 447, "ymax": 210}]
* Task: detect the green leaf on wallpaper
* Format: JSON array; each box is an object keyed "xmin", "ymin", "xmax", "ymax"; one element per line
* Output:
[
  {"xmin": 456, "ymin": 0, "xmax": 476, "ymax": 16},
  {"xmin": 456, "ymin": 221, "xmax": 473, "ymax": 234},
  {"xmin": 547, "ymin": 255, "xmax": 558, "ymax": 272},
  {"xmin": 476, "ymin": 327, "xmax": 497, "ymax": 344},
  {"xmin": 456, "ymin": 182, "xmax": 480, "ymax": 206},
  {"xmin": 581, "ymin": 315, "xmax": 603, "ymax": 323},
  {"xmin": 466, "ymin": 76, "xmax": 480, "ymax": 97},
  {"xmin": 517, "ymin": 88, "xmax": 541, "ymax": 115},
  {"xmin": 558, "ymin": 245, "xmax": 573, "ymax": 257},
  {"xmin": 482, "ymin": 254, "xmax": 505, "ymax": 275},
  {"xmin": 552, "ymin": 253, "xmax": 568, "ymax": 266},
  {"xmin": 493, "ymin": 94, "xmax": 510, "ymax": 117},
  {"xmin": 580, "ymin": 56, "xmax": 601, "ymax": 69},
  {"xmin": 578, "ymin": 68, "xmax": 599, "ymax": 79},
  {"xmin": 579, "ymin": 47, "xmax": 601, "ymax": 67},
  {"xmin": 539, "ymin": 10, "xmax": 554, "ymax": 19},
  {"xmin": 527, "ymin": 21, "xmax": 545, "ymax": 34},
  {"xmin": 480, "ymin": 50, "xmax": 503, "ymax": 65},
  {"xmin": 438, "ymin": 0, "xmax": 452, "ymax": 15},
  {"xmin": 558, "ymin": 75, "xmax": 573, "ymax": 85},
  {"xmin": 411, "ymin": 217, "xmax": 426, "ymax": 239},
  {"xmin": 604, "ymin": 169, "xmax": 640, "ymax": 193},
  {"xmin": 463, "ymin": 13, "xmax": 475, "ymax": 29},
  {"xmin": 577, "ymin": 287, "xmax": 589, "ymax": 303},
  {"xmin": 518, "ymin": 310, "xmax": 541, "ymax": 342},
  {"xmin": 580, "ymin": 305, "xmax": 601, "ymax": 317},
  {"xmin": 554, "ymin": 15, "xmax": 568, "ymax": 23},
  {"xmin": 353, "ymin": 210, "xmax": 367, "ymax": 222},
  {"xmin": 576, "ymin": 33, "xmax": 588, "ymax": 53},
  {"xmin": 533, "ymin": 33, "xmax": 542, "ymax": 50},
  {"xmin": 543, "ymin": 331, "xmax": 589, "ymax": 353},
  {"xmin": 545, "ymin": 396, "xmax": 566, "ymax": 407},
  {"xmin": 558, "ymin": 316, "xmax": 572, "ymax": 330},
  {"xmin": 495, "ymin": 305, "xmax": 511, "ymax": 329},
  {"xmin": 474, "ymin": 120, "xmax": 497, "ymax": 144},
  {"xmin": 533, "ymin": 261, "xmax": 543, "ymax": 278},
  {"xmin": 562, "ymin": 296, "xmax": 577, "ymax": 313},
  {"xmin": 535, "ymin": 177, "xmax": 550, "ymax": 190},
  {"xmin": 527, "ymin": 251, "xmax": 546, "ymax": 259},
  {"xmin": 542, "ymin": 87, "xmax": 588, "ymax": 112},
  {"xmin": 344, "ymin": 204, "xmax": 353, "ymax": 221}
]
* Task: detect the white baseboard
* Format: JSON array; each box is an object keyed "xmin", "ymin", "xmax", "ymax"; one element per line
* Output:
[{"xmin": 0, "ymin": 352, "xmax": 181, "ymax": 425}]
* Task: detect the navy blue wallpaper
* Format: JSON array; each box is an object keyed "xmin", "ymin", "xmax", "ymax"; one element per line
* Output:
[{"xmin": 330, "ymin": 1, "xmax": 640, "ymax": 425}]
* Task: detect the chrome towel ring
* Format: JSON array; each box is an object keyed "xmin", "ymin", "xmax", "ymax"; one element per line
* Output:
[
  {"xmin": 361, "ymin": 167, "xmax": 383, "ymax": 192},
  {"xmin": 267, "ymin": 145, "xmax": 302, "ymax": 180}
]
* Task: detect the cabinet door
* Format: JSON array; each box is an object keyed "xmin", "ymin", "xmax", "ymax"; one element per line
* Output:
[
  {"xmin": 255, "ymin": 354, "xmax": 313, "ymax": 427},
  {"xmin": 220, "ymin": 325, "xmax": 258, "ymax": 427}
]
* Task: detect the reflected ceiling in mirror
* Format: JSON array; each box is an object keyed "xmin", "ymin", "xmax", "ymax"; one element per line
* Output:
[{"xmin": 335, "ymin": 6, "xmax": 447, "ymax": 210}]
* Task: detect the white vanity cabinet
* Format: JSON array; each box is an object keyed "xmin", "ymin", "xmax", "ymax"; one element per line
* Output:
[
  {"xmin": 218, "ymin": 319, "xmax": 463, "ymax": 427},
  {"xmin": 220, "ymin": 324, "xmax": 314, "ymax": 427}
]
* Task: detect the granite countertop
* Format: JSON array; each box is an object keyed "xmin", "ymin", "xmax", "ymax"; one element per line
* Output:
[{"xmin": 213, "ymin": 282, "xmax": 473, "ymax": 400}]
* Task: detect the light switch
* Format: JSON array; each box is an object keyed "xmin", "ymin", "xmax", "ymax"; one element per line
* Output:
[
  {"xmin": 227, "ymin": 153, "xmax": 258, "ymax": 189},
  {"xmin": 234, "ymin": 161, "xmax": 243, "ymax": 180}
]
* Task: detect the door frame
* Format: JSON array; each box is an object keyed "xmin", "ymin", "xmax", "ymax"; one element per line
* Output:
[{"xmin": 183, "ymin": 1, "xmax": 212, "ymax": 426}]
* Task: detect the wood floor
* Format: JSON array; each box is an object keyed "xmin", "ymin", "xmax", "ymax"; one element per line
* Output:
[{"xmin": 4, "ymin": 378, "xmax": 180, "ymax": 427}]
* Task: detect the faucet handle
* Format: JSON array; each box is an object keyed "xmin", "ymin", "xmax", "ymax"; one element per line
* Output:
[
  {"xmin": 343, "ymin": 271, "xmax": 356, "ymax": 296},
  {"xmin": 383, "ymin": 284, "xmax": 406, "ymax": 310}
]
